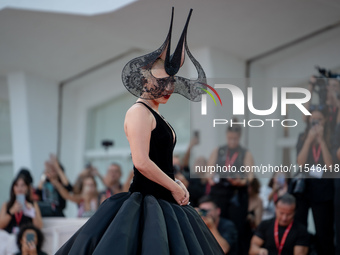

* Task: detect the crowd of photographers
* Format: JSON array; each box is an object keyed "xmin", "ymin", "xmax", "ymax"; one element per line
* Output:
[{"xmin": 0, "ymin": 67, "xmax": 339, "ymax": 255}]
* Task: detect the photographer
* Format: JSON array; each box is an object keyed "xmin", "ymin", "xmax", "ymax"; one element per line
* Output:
[
  {"xmin": 305, "ymin": 69, "xmax": 340, "ymax": 134},
  {"xmin": 249, "ymin": 194, "xmax": 309, "ymax": 255},
  {"xmin": 15, "ymin": 224, "xmax": 47, "ymax": 255},
  {"xmin": 198, "ymin": 196, "xmax": 237, "ymax": 254},
  {"xmin": 295, "ymin": 105, "xmax": 334, "ymax": 255},
  {"xmin": 35, "ymin": 155, "xmax": 72, "ymax": 217}
]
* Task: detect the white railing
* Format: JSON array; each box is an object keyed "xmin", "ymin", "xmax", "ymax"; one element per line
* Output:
[{"xmin": 41, "ymin": 217, "xmax": 88, "ymax": 255}]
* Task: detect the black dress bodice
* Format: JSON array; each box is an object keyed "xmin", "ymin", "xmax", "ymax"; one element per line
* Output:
[{"xmin": 129, "ymin": 101, "xmax": 177, "ymax": 203}]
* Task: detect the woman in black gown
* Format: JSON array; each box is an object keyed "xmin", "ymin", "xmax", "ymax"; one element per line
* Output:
[{"xmin": 55, "ymin": 8, "xmax": 225, "ymax": 255}]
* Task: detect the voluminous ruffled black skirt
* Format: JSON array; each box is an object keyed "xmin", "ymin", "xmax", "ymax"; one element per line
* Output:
[{"xmin": 55, "ymin": 192, "xmax": 225, "ymax": 255}]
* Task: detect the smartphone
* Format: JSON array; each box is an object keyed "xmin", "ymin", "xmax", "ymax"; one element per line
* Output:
[
  {"xmin": 16, "ymin": 194, "xmax": 26, "ymax": 210},
  {"xmin": 26, "ymin": 233, "xmax": 35, "ymax": 243},
  {"xmin": 277, "ymin": 174, "xmax": 285, "ymax": 187}
]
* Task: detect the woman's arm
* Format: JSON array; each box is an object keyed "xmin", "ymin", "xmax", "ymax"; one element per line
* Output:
[
  {"xmin": 50, "ymin": 155, "xmax": 70, "ymax": 186},
  {"xmin": 50, "ymin": 179, "xmax": 82, "ymax": 204},
  {"xmin": 254, "ymin": 197, "xmax": 263, "ymax": 228},
  {"xmin": 0, "ymin": 203, "xmax": 12, "ymax": 229},
  {"xmin": 297, "ymin": 132, "xmax": 314, "ymax": 166},
  {"xmin": 249, "ymin": 236, "xmax": 267, "ymax": 255},
  {"xmin": 244, "ymin": 150, "xmax": 255, "ymax": 183},
  {"xmin": 124, "ymin": 104, "xmax": 187, "ymax": 205},
  {"xmin": 207, "ymin": 148, "xmax": 218, "ymax": 185},
  {"xmin": 182, "ymin": 136, "xmax": 199, "ymax": 168},
  {"xmin": 32, "ymin": 202, "xmax": 43, "ymax": 229},
  {"xmin": 319, "ymin": 139, "xmax": 333, "ymax": 166},
  {"xmin": 91, "ymin": 167, "xmax": 106, "ymax": 187}
]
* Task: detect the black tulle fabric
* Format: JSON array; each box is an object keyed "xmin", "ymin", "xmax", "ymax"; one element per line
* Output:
[
  {"xmin": 121, "ymin": 8, "xmax": 207, "ymax": 102},
  {"xmin": 55, "ymin": 102, "xmax": 224, "ymax": 254}
]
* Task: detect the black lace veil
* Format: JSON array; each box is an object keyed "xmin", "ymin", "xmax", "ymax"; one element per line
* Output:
[{"xmin": 121, "ymin": 7, "xmax": 207, "ymax": 101}]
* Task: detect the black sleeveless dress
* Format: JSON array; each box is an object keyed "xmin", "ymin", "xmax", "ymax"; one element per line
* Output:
[{"xmin": 55, "ymin": 102, "xmax": 224, "ymax": 255}]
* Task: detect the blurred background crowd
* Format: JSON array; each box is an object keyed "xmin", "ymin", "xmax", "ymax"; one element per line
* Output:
[{"xmin": 0, "ymin": 68, "xmax": 340, "ymax": 254}]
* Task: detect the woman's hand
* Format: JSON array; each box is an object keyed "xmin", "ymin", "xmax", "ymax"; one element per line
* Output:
[
  {"xmin": 9, "ymin": 201, "xmax": 22, "ymax": 214},
  {"xmin": 315, "ymin": 124, "xmax": 324, "ymax": 143},
  {"xmin": 176, "ymin": 180, "xmax": 190, "ymax": 205},
  {"xmin": 307, "ymin": 126, "xmax": 317, "ymax": 142},
  {"xmin": 22, "ymin": 240, "xmax": 38, "ymax": 255},
  {"xmin": 171, "ymin": 183, "xmax": 187, "ymax": 206}
]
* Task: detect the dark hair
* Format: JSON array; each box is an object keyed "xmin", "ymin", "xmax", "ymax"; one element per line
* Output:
[
  {"xmin": 275, "ymin": 193, "xmax": 296, "ymax": 206},
  {"xmin": 198, "ymin": 195, "xmax": 218, "ymax": 208},
  {"xmin": 109, "ymin": 163, "xmax": 122, "ymax": 173},
  {"xmin": 16, "ymin": 224, "xmax": 44, "ymax": 252},
  {"xmin": 227, "ymin": 117, "xmax": 242, "ymax": 135},
  {"xmin": 17, "ymin": 168, "xmax": 33, "ymax": 185},
  {"xmin": 7, "ymin": 174, "xmax": 32, "ymax": 212},
  {"xmin": 268, "ymin": 172, "xmax": 290, "ymax": 188},
  {"xmin": 249, "ymin": 178, "xmax": 261, "ymax": 194}
]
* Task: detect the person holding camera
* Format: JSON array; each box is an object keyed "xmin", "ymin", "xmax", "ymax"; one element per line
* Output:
[
  {"xmin": 197, "ymin": 196, "xmax": 237, "ymax": 254},
  {"xmin": 15, "ymin": 224, "xmax": 47, "ymax": 255},
  {"xmin": 305, "ymin": 71, "xmax": 340, "ymax": 134},
  {"xmin": 295, "ymin": 105, "xmax": 334, "ymax": 255},
  {"xmin": 249, "ymin": 194, "xmax": 309, "ymax": 255},
  {"xmin": 0, "ymin": 174, "xmax": 43, "ymax": 234},
  {"xmin": 35, "ymin": 155, "xmax": 72, "ymax": 217}
]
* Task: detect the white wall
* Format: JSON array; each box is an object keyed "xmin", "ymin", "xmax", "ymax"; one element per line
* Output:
[
  {"xmin": 189, "ymin": 47, "xmax": 246, "ymax": 167},
  {"xmin": 7, "ymin": 72, "xmax": 59, "ymax": 185},
  {"xmin": 0, "ymin": 76, "xmax": 13, "ymax": 206}
]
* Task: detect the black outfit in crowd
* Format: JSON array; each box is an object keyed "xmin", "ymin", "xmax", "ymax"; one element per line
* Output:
[
  {"xmin": 332, "ymin": 123, "xmax": 340, "ymax": 255},
  {"xmin": 35, "ymin": 181, "xmax": 72, "ymax": 217},
  {"xmin": 186, "ymin": 178, "xmax": 207, "ymax": 208},
  {"xmin": 294, "ymin": 133, "xmax": 334, "ymax": 255},
  {"xmin": 55, "ymin": 102, "xmax": 225, "ymax": 255},
  {"xmin": 209, "ymin": 144, "xmax": 249, "ymax": 255},
  {"xmin": 335, "ymin": 178, "xmax": 340, "ymax": 255},
  {"xmin": 4, "ymin": 211, "xmax": 32, "ymax": 234},
  {"xmin": 254, "ymin": 218, "xmax": 309, "ymax": 255}
]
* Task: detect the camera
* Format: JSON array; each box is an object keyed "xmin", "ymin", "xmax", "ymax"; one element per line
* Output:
[
  {"xmin": 312, "ymin": 67, "xmax": 329, "ymax": 105},
  {"xmin": 311, "ymin": 120, "xmax": 319, "ymax": 127},
  {"xmin": 102, "ymin": 140, "xmax": 114, "ymax": 150},
  {"xmin": 198, "ymin": 208, "xmax": 209, "ymax": 217}
]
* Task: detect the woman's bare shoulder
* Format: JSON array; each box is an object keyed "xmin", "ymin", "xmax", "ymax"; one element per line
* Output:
[
  {"xmin": 126, "ymin": 103, "xmax": 151, "ymax": 118},
  {"xmin": 124, "ymin": 103, "xmax": 154, "ymax": 130}
]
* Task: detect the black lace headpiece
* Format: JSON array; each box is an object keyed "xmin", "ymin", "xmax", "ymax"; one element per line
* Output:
[{"xmin": 122, "ymin": 7, "xmax": 207, "ymax": 101}]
